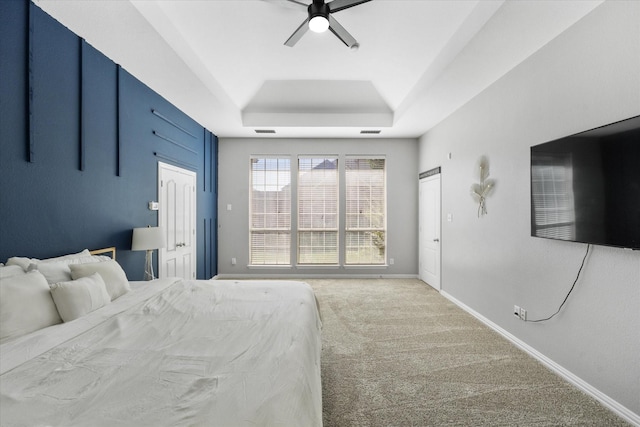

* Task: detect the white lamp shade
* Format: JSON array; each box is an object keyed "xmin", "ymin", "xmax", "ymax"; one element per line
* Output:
[{"xmin": 132, "ymin": 227, "xmax": 166, "ymax": 251}]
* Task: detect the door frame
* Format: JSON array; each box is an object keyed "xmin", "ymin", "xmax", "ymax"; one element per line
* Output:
[
  {"xmin": 419, "ymin": 168, "xmax": 441, "ymax": 291},
  {"xmin": 157, "ymin": 161, "xmax": 197, "ymax": 279}
]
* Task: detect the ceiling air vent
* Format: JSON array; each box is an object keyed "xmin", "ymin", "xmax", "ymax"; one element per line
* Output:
[
  {"xmin": 360, "ymin": 130, "xmax": 381, "ymax": 134},
  {"xmin": 254, "ymin": 129, "xmax": 276, "ymax": 134}
]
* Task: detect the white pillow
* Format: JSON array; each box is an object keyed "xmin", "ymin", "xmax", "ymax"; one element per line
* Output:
[
  {"xmin": 27, "ymin": 256, "xmax": 110, "ymax": 285},
  {"xmin": 68, "ymin": 255, "xmax": 111, "ymax": 265},
  {"xmin": 40, "ymin": 249, "xmax": 91, "ymax": 263},
  {"xmin": 28, "ymin": 261, "xmax": 72, "ymax": 284},
  {"xmin": 6, "ymin": 249, "xmax": 92, "ymax": 271},
  {"xmin": 0, "ymin": 271, "xmax": 62, "ymax": 343},
  {"xmin": 0, "ymin": 265, "xmax": 26, "ymax": 279},
  {"xmin": 50, "ymin": 273, "xmax": 111, "ymax": 322},
  {"xmin": 5, "ymin": 257, "xmax": 32, "ymax": 271},
  {"xmin": 70, "ymin": 260, "xmax": 130, "ymax": 301}
]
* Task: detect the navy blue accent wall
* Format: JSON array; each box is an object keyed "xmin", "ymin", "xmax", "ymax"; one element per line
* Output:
[
  {"xmin": 200, "ymin": 130, "xmax": 218, "ymax": 280},
  {"xmin": 0, "ymin": 0, "xmax": 217, "ymax": 279}
]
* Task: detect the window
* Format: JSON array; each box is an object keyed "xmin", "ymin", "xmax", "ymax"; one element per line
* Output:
[
  {"xmin": 249, "ymin": 154, "xmax": 388, "ymax": 267},
  {"xmin": 345, "ymin": 157, "xmax": 386, "ymax": 264},
  {"xmin": 250, "ymin": 158, "xmax": 291, "ymax": 265},
  {"xmin": 297, "ymin": 158, "xmax": 338, "ymax": 264}
]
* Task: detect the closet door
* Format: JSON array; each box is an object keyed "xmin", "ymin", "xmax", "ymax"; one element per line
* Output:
[{"xmin": 158, "ymin": 162, "xmax": 197, "ymax": 280}]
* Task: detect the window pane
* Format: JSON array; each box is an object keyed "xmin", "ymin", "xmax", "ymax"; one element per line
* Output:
[
  {"xmin": 250, "ymin": 158, "xmax": 291, "ymax": 265},
  {"xmin": 298, "ymin": 231, "xmax": 338, "ymax": 264},
  {"xmin": 250, "ymin": 231, "xmax": 290, "ymax": 265},
  {"xmin": 345, "ymin": 231, "xmax": 386, "ymax": 264},
  {"xmin": 297, "ymin": 158, "xmax": 339, "ymax": 264}
]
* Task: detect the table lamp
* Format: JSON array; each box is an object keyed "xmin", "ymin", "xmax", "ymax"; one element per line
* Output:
[{"xmin": 132, "ymin": 226, "xmax": 166, "ymax": 280}]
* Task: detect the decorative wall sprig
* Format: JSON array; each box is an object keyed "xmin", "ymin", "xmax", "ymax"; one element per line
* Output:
[{"xmin": 470, "ymin": 155, "xmax": 496, "ymax": 217}]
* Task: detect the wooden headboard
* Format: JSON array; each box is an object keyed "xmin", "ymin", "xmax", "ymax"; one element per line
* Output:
[{"xmin": 89, "ymin": 247, "xmax": 116, "ymax": 260}]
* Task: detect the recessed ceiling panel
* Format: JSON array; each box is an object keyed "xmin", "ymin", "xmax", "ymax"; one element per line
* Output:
[{"xmin": 243, "ymin": 80, "xmax": 392, "ymax": 127}]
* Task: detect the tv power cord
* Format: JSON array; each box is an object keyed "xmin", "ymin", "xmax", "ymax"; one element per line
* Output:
[{"xmin": 526, "ymin": 244, "xmax": 591, "ymax": 323}]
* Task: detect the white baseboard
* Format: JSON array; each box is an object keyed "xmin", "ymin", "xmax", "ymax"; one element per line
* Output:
[{"xmin": 440, "ymin": 290, "xmax": 640, "ymax": 427}]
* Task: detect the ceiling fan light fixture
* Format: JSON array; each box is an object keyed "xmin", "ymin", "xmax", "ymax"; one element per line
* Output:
[
  {"xmin": 308, "ymin": 15, "xmax": 329, "ymax": 33},
  {"xmin": 283, "ymin": 0, "xmax": 371, "ymax": 48}
]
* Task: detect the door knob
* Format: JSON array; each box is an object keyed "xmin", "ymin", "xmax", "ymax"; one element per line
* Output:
[
  {"xmin": 433, "ymin": 238, "xmax": 440, "ymax": 242},
  {"xmin": 176, "ymin": 242, "xmax": 186, "ymax": 247}
]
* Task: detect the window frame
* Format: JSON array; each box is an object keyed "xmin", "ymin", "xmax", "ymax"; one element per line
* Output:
[
  {"xmin": 249, "ymin": 156, "xmax": 292, "ymax": 266},
  {"xmin": 296, "ymin": 156, "xmax": 340, "ymax": 265},
  {"xmin": 344, "ymin": 156, "xmax": 387, "ymax": 265},
  {"xmin": 248, "ymin": 153, "xmax": 390, "ymax": 268}
]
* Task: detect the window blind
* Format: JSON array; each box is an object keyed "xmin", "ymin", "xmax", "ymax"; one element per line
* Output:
[
  {"xmin": 345, "ymin": 157, "xmax": 386, "ymax": 264},
  {"xmin": 297, "ymin": 157, "xmax": 339, "ymax": 264},
  {"xmin": 250, "ymin": 157, "xmax": 291, "ymax": 265}
]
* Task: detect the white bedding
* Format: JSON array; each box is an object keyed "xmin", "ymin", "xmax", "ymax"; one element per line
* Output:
[{"xmin": 0, "ymin": 279, "xmax": 322, "ymax": 426}]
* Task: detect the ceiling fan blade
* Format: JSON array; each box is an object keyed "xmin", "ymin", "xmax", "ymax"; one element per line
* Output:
[
  {"xmin": 262, "ymin": 0, "xmax": 308, "ymax": 7},
  {"xmin": 287, "ymin": 0, "xmax": 310, "ymax": 6},
  {"xmin": 284, "ymin": 17, "xmax": 310, "ymax": 47},
  {"xmin": 328, "ymin": 15, "xmax": 357, "ymax": 47},
  {"xmin": 327, "ymin": 0, "xmax": 371, "ymax": 13}
]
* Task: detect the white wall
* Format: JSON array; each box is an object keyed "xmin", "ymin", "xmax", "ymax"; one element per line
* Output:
[
  {"xmin": 217, "ymin": 137, "xmax": 419, "ymax": 277},
  {"xmin": 419, "ymin": 0, "xmax": 639, "ymax": 420}
]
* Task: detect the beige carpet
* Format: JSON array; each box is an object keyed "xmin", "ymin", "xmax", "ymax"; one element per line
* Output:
[{"xmin": 306, "ymin": 278, "xmax": 629, "ymax": 427}]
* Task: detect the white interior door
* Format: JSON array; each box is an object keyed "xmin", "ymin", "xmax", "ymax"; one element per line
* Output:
[
  {"xmin": 419, "ymin": 173, "xmax": 441, "ymax": 290},
  {"xmin": 158, "ymin": 162, "xmax": 197, "ymax": 280}
]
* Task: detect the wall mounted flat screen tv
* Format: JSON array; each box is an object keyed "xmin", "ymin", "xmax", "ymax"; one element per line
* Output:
[{"xmin": 530, "ymin": 115, "xmax": 640, "ymax": 250}]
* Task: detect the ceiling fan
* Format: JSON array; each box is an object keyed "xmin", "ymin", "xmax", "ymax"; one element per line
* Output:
[{"xmin": 281, "ymin": 0, "xmax": 372, "ymax": 48}]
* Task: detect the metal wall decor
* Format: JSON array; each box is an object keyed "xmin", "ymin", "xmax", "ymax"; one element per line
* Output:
[{"xmin": 470, "ymin": 155, "xmax": 496, "ymax": 217}]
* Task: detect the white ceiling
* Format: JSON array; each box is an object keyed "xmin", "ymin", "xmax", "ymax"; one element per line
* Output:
[{"xmin": 34, "ymin": 0, "xmax": 603, "ymax": 139}]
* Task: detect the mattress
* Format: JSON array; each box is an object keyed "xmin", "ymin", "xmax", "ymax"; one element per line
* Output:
[{"xmin": 0, "ymin": 278, "xmax": 323, "ymax": 426}]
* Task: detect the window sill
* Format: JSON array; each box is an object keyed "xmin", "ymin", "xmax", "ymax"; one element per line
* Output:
[
  {"xmin": 344, "ymin": 264, "xmax": 388, "ymax": 269},
  {"xmin": 246, "ymin": 264, "xmax": 389, "ymax": 269},
  {"xmin": 295, "ymin": 264, "xmax": 341, "ymax": 270},
  {"xmin": 247, "ymin": 264, "xmax": 292, "ymax": 269}
]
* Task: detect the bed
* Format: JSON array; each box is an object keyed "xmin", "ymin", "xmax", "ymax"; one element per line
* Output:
[{"xmin": 0, "ymin": 248, "xmax": 322, "ymax": 426}]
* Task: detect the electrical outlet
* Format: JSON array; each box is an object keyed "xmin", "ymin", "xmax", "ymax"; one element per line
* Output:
[
  {"xmin": 513, "ymin": 305, "xmax": 521, "ymax": 318},
  {"xmin": 519, "ymin": 308, "xmax": 527, "ymax": 321}
]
